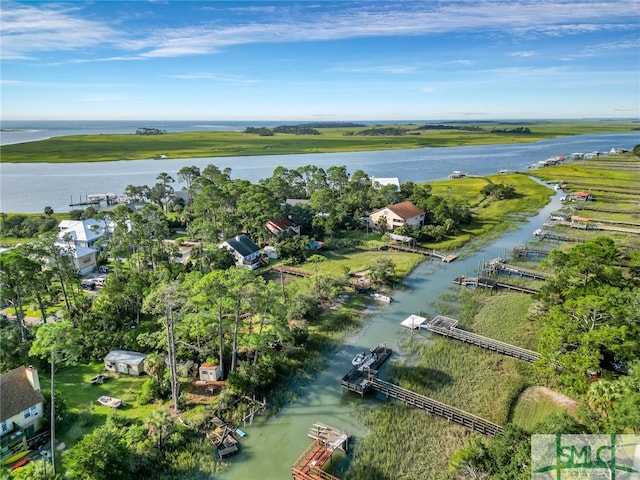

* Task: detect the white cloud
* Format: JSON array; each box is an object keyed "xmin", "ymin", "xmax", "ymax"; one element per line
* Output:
[
  {"xmin": 1, "ymin": 1, "xmax": 638, "ymax": 60},
  {"xmin": 510, "ymin": 51, "xmax": 535, "ymax": 58}
]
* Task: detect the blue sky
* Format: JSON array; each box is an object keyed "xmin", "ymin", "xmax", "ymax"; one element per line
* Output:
[{"xmin": 1, "ymin": 0, "xmax": 639, "ymax": 121}]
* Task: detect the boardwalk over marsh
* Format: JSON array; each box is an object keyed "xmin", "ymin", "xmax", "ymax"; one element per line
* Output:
[
  {"xmin": 482, "ymin": 259, "xmax": 550, "ymax": 280},
  {"xmin": 340, "ymin": 344, "xmax": 503, "ymax": 437},
  {"xmin": 384, "ymin": 244, "xmax": 458, "ymax": 262},
  {"xmin": 453, "ymin": 276, "xmax": 539, "ymax": 295},
  {"xmin": 425, "ymin": 316, "xmax": 540, "ymax": 363}
]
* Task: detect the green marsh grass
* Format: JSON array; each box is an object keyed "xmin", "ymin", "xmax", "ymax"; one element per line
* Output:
[{"xmin": 2, "ymin": 121, "xmax": 637, "ymax": 163}]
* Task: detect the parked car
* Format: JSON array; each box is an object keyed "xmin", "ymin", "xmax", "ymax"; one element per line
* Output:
[
  {"xmin": 97, "ymin": 265, "xmax": 111, "ymax": 274},
  {"xmin": 81, "ymin": 280, "xmax": 96, "ymax": 290}
]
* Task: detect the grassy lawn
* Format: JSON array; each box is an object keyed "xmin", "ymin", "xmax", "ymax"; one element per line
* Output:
[
  {"xmin": 510, "ymin": 386, "xmax": 577, "ymax": 432},
  {"xmin": 40, "ymin": 363, "xmax": 163, "ymax": 446},
  {"xmin": 1, "ymin": 121, "xmax": 636, "ymax": 163}
]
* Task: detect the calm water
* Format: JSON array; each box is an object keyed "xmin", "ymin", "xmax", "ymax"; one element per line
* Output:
[
  {"xmin": 219, "ymin": 183, "xmax": 566, "ymax": 480},
  {"xmin": 0, "ymin": 131, "xmax": 637, "ymax": 213}
]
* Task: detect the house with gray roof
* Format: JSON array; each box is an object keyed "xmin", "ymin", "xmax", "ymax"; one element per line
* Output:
[
  {"xmin": 104, "ymin": 350, "xmax": 147, "ymax": 376},
  {"xmin": 0, "ymin": 366, "xmax": 45, "ymax": 463},
  {"xmin": 219, "ymin": 234, "xmax": 262, "ymax": 270}
]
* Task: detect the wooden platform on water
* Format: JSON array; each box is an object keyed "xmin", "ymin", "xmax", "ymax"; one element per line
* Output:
[
  {"xmin": 482, "ymin": 259, "xmax": 549, "ymax": 280},
  {"xmin": 340, "ymin": 344, "xmax": 392, "ymax": 395},
  {"xmin": 453, "ymin": 276, "xmax": 539, "ymax": 295},
  {"xmin": 511, "ymin": 246, "xmax": 549, "ymax": 259},
  {"xmin": 291, "ymin": 423, "xmax": 350, "ymax": 480},
  {"xmin": 425, "ymin": 315, "xmax": 540, "ymax": 363},
  {"xmin": 384, "ymin": 244, "xmax": 458, "ymax": 263}
]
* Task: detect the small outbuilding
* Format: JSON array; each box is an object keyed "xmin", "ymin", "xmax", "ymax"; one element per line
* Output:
[
  {"xmin": 199, "ymin": 362, "xmax": 222, "ymax": 382},
  {"xmin": 104, "ymin": 350, "xmax": 147, "ymax": 376}
]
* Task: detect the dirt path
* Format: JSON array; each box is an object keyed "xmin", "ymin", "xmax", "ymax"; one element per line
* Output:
[{"xmin": 521, "ymin": 385, "xmax": 579, "ymax": 417}]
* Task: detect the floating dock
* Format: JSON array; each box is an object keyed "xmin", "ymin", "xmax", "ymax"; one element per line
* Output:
[
  {"xmin": 291, "ymin": 423, "xmax": 350, "ymax": 480},
  {"xmin": 340, "ymin": 344, "xmax": 392, "ymax": 395}
]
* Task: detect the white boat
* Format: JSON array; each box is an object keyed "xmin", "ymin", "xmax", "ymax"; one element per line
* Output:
[
  {"xmin": 98, "ymin": 396, "xmax": 123, "ymax": 408},
  {"xmin": 372, "ymin": 292, "xmax": 392, "ymax": 303},
  {"xmin": 351, "ymin": 350, "xmax": 378, "ymax": 370}
]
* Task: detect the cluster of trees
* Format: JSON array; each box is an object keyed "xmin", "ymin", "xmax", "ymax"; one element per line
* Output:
[
  {"xmin": 0, "ymin": 212, "xmax": 58, "ymax": 239},
  {"xmin": 345, "ymin": 127, "xmax": 408, "ymax": 136},
  {"xmin": 490, "ymin": 127, "xmax": 532, "ymax": 134},
  {"xmin": 480, "ymin": 182, "xmax": 517, "ymax": 200},
  {"xmin": 417, "ymin": 124, "xmax": 484, "ymax": 131},
  {"xmin": 244, "ymin": 125, "xmax": 322, "ymax": 135},
  {"xmin": 451, "ymin": 237, "xmax": 640, "ymax": 479},
  {"xmin": 135, "ymin": 128, "xmax": 167, "ymax": 135}
]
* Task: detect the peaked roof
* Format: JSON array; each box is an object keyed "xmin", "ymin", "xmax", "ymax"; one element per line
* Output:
[
  {"xmin": 58, "ymin": 219, "xmax": 111, "ymax": 243},
  {"xmin": 221, "ymin": 234, "xmax": 260, "ymax": 257},
  {"xmin": 104, "ymin": 350, "xmax": 147, "ymax": 365},
  {"xmin": 386, "ymin": 201, "xmax": 425, "ymax": 220},
  {"xmin": 0, "ymin": 366, "xmax": 44, "ymax": 421}
]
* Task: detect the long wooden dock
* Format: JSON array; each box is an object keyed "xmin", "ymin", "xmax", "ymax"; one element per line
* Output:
[
  {"xmin": 291, "ymin": 423, "xmax": 350, "ymax": 480},
  {"xmin": 273, "ymin": 265, "xmax": 312, "ymax": 277},
  {"xmin": 385, "ymin": 244, "xmax": 458, "ymax": 263},
  {"xmin": 511, "ymin": 246, "xmax": 549, "ymax": 260},
  {"xmin": 482, "ymin": 259, "xmax": 549, "ymax": 280},
  {"xmin": 339, "ymin": 344, "xmax": 503, "ymax": 437},
  {"xmin": 425, "ymin": 316, "xmax": 540, "ymax": 363},
  {"xmin": 371, "ymin": 378, "xmax": 503, "ymax": 436},
  {"xmin": 453, "ymin": 276, "xmax": 539, "ymax": 295}
]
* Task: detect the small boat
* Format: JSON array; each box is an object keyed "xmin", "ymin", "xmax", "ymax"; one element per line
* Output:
[
  {"xmin": 372, "ymin": 292, "xmax": 392, "ymax": 303},
  {"xmin": 98, "ymin": 396, "xmax": 123, "ymax": 408},
  {"xmin": 352, "ymin": 352, "xmax": 369, "ymax": 366}
]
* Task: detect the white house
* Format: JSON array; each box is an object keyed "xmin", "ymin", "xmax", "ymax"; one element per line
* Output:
[
  {"xmin": 368, "ymin": 201, "xmax": 425, "ymax": 231},
  {"xmin": 104, "ymin": 350, "xmax": 147, "ymax": 376},
  {"xmin": 219, "ymin": 234, "xmax": 262, "ymax": 270},
  {"xmin": 56, "ymin": 219, "xmax": 113, "ymax": 275},
  {"xmin": 0, "ymin": 366, "xmax": 45, "ymax": 464}
]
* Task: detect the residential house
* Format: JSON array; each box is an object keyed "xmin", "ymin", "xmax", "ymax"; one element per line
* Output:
[
  {"xmin": 56, "ymin": 219, "xmax": 113, "ymax": 275},
  {"xmin": 575, "ymin": 191, "xmax": 594, "ymax": 202},
  {"xmin": 104, "ymin": 350, "xmax": 147, "ymax": 376},
  {"xmin": 199, "ymin": 362, "xmax": 223, "ymax": 382},
  {"xmin": 265, "ymin": 218, "xmax": 300, "ymax": 237},
  {"xmin": 0, "ymin": 366, "xmax": 45, "ymax": 464},
  {"xmin": 368, "ymin": 201, "xmax": 425, "ymax": 231},
  {"xmin": 219, "ymin": 234, "xmax": 262, "ymax": 270}
]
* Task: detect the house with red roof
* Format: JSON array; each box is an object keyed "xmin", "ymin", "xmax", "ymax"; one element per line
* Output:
[{"xmin": 368, "ymin": 201, "xmax": 425, "ymax": 231}]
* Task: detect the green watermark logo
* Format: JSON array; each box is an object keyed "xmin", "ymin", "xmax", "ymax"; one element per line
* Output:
[{"xmin": 532, "ymin": 434, "xmax": 640, "ymax": 479}]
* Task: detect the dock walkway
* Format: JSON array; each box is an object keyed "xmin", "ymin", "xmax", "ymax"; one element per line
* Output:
[
  {"xmin": 273, "ymin": 265, "xmax": 312, "ymax": 278},
  {"xmin": 483, "ymin": 259, "xmax": 549, "ymax": 280},
  {"xmin": 291, "ymin": 423, "xmax": 350, "ymax": 480},
  {"xmin": 385, "ymin": 244, "xmax": 458, "ymax": 263},
  {"xmin": 371, "ymin": 378, "xmax": 503, "ymax": 437},
  {"xmin": 454, "ymin": 276, "xmax": 539, "ymax": 295},
  {"xmin": 340, "ymin": 344, "xmax": 503, "ymax": 437},
  {"xmin": 425, "ymin": 316, "xmax": 540, "ymax": 363}
]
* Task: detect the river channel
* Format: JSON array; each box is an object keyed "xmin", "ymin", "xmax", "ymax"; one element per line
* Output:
[
  {"xmin": 218, "ymin": 182, "xmax": 565, "ymax": 480},
  {"xmin": 0, "ymin": 133, "xmax": 637, "ymax": 214}
]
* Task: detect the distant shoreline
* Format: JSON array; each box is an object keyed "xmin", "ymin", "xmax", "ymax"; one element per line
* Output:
[{"xmin": 1, "ymin": 120, "xmax": 637, "ymax": 164}]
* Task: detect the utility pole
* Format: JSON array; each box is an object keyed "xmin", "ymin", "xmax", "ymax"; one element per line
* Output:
[{"xmin": 50, "ymin": 352, "xmax": 56, "ymax": 476}]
